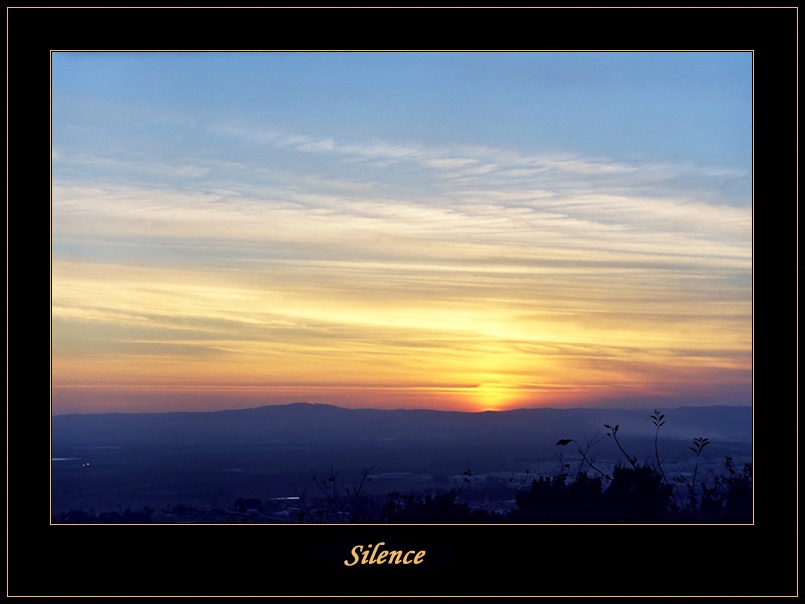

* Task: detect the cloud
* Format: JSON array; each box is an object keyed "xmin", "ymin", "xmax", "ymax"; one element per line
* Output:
[
  {"xmin": 295, "ymin": 138, "xmax": 337, "ymax": 152},
  {"xmin": 51, "ymin": 123, "xmax": 752, "ymax": 411},
  {"xmin": 173, "ymin": 164, "xmax": 210, "ymax": 177}
]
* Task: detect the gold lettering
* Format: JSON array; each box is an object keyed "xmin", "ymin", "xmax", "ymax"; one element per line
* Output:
[
  {"xmin": 368, "ymin": 542, "xmax": 385, "ymax": 564},
  {"xmin": 344, "ymin": 545, "xmax": 363, "ymax": 567},
  {"xmin": 345, "ymin": 544, "xmax": 425, "ymax": 566}
]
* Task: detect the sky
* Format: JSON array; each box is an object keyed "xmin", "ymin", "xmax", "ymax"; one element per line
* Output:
[{"xmin": 50, "ymin": 52, "xmax": 753, "ymax": 415}]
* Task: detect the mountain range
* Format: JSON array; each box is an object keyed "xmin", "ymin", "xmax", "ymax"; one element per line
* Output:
[{"xmin": 52, "ymin": 402, "xmax": 753, "ymax": 448}]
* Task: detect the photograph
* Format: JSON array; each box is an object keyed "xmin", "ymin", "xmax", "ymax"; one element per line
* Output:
[{"xmin": 50, "ymin": 49, "xmax": 754, "ymax": 527}]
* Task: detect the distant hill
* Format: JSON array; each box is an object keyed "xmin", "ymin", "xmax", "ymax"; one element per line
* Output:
[{"xmin": 52, "ymin": 402, "xmax": 752, "ymax": 449}]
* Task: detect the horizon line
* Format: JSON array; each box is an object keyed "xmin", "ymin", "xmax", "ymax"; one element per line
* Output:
[{"xmin": 51, "ymin": 400, "xmax": 753, "ymax": 417}]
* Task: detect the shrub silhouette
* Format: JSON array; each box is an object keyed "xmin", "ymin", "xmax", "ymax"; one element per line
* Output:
[
  {"xmin": 511, "ymin": 465, "xmax": 674, "ymax": 523},
  {"xmin": 296, "ymin": 466, "xmax": 381, "ymax": 523},
  {"xmin": 602, "ymin": 465, "xmax": 672, "ymax": 523},
  {"xmin": 513, "ymin": 409, "xmax": 751, "ymax": 524},
  {"xmin": 698, "ymin": 456, "xmax": 753, "ymax": 523},
  {"xmin": 511, "ymin": 473, "xmax": 604, "ymax": 523}
]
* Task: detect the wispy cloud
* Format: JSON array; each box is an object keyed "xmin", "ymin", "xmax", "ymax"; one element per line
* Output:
[{"xmin": 52, "ymin": 117, "xmax": 751, "ymax": 412}]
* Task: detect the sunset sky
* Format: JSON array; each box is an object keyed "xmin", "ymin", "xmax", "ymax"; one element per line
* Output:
[{"xmin": 50, "ymin": 52, "xmax": 753, "ymax": 414}]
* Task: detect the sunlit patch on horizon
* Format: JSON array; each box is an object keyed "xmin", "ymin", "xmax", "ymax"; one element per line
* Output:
[{"xmin": 471, "ymin": 383, "xmax": 523, "ymax": 412}]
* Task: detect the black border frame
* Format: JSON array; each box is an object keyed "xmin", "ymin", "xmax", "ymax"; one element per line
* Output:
[{"xmin": 9, "ymin": 6, "xmax": 798, "ymax": 597}]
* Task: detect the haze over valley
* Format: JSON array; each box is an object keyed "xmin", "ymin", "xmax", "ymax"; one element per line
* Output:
[{"xmin": 52, "ymin": 402, "xmax": 752, "ymax": 521}]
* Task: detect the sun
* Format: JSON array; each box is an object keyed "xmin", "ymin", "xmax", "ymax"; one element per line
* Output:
[{"xmin": 473, "ymin": 382, "xmax": 518, "ymax": 411}]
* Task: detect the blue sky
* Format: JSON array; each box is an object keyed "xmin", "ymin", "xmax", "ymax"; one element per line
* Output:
[
  {"xmin": 51, "ymin": 52, "xmax": 753, "ymax": 413},
  {"xmin": 53, "ymin": 52, "xmax": 752, "ymax": 176}
]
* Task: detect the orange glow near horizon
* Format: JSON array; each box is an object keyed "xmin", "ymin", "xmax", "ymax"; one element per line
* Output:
[
  {"xmin": 50, "ymin": 251, "xmax": 753, "ymax": 415},
  {"xmin": 50, "ymin": 53, "xmax": 753, "ymax": 416},
  {"xmin": 50, "ymin": 142, "xmax": 752, "ymax": 416}
]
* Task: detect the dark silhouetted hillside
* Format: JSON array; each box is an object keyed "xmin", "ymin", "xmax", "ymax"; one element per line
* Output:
[{"xmin": 51, "ymin": 402, "xmax": 751, "ymax": 448}]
